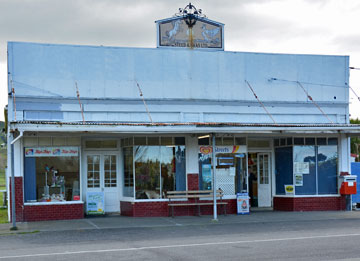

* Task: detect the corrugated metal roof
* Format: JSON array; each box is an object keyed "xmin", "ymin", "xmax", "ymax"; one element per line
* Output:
[{"xmin": 10, "ymin": 120, "xmax": 360, "ymax": 128}]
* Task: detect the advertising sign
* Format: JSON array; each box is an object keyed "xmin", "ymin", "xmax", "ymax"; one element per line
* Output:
[
  {"xmin": 158, "ymin": 18, "xmax": 223, "ymax": 49},
  {"xmin": 237, "ymin": 193, "xmax": 250, "ymax": 215},
  {"xmin": 199, "ymin": 146, "xmax": 246, "ymax": 155},
  {"xmin": 284, "ymin": 185, "xmax": 295, "ymax": 195},
  {"xmin": 86, "ymin": 192, "xmax": 105, "ymax": 215},
  {"xmin": 25, "ymin": 147, "xmax": 79, "ymax": 157}
]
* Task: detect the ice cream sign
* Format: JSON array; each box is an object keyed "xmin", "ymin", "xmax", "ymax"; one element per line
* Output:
[
  {"xmin": 25, "ymin": 147, "xmax": 79, "ymax": 157},
  {"xmin": 199, "ymin": 146, "xmax": 246, "ymax": 155}
]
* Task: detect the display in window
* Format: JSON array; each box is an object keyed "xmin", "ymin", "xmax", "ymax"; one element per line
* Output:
[{"xmin": 24, "ymin": 147, "xmax": 80, "ymax": 203}]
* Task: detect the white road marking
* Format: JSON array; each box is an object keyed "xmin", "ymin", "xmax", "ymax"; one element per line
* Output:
[
  {"xmin": 2, "ymin": 233, "xmax": 360, "ymax": 259},
  {"xmin": 85, "ymin": 219, "xmax": 100, "ymax": 229}
]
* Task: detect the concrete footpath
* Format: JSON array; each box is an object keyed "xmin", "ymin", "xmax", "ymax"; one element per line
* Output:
[{"xmin": 2, "ymin": 210, "xmax": 360, "ymax": 234}]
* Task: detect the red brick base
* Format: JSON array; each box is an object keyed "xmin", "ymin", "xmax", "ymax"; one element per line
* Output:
[
  {"xmin": 120, "ymin": 199, "xmax": 238, "ymax": 217},
  {"xmin": 23, "ymin": 203, "xmax": 84, "ymax": 221},
  {"xmin": 10, "ymin": 175, "xmax": 84, "ymax": 222},
  {"xmin": 273, "ymin": 196, "xmax": 346, "ymax": 211}
]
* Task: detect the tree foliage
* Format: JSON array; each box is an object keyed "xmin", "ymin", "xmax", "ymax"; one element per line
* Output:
[{"xmin": 351, "ymin": 118, "xmax": 360, "ymax": 162}]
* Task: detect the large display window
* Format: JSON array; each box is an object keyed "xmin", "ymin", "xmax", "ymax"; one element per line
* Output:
[
  {"xmin": 198, "ymin": 145, "xmax": 247, "ymax": 196},
  {"xmin": 24, "ymin": 147, "xmax": 80, "ymax": 202},
  {"xmin": 122, "ymin": 141, "xmax": 186, "ymax": 200},
  {"xmin": 274, "ymin": 137, "xmax": 338, "ymax": 195}
]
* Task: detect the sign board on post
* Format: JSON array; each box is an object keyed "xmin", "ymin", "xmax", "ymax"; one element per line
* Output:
[
  {"xmin": 86, "ymin": 192, "xmax": 105, "ymax": 215},
  {"xmin": 236, "ymin": 193, "xmax": 250, "ymax": 215}
]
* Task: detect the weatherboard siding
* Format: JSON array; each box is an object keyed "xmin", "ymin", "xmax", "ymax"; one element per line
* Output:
[{"xmin": 7, "ymin": 42, "xmax": 349, "ymax": 124}]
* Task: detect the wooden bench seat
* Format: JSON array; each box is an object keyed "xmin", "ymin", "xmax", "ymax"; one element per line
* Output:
[{"xmin": 167, "ymin": 190, "xmax": 228, "ymax": 217}]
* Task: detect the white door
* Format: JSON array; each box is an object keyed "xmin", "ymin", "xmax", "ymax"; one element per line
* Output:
[
  {"xmin": 257, "ymin": 153, "xmax": 271, "ymax": 207},
  {"xmin": 86, "ymin": 153, "xmax": 119, "ymax": 213}
]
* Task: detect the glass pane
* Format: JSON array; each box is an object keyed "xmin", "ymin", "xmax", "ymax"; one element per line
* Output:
[
  {"xmin": 328, "ymin": 138, "xmax": 338, "ymax": 145},
  {"xmin": 317, "ymin": 138, "xmax": 327, "ymax": 145},
  {"xmin": 161, "ymin": 137, "xmax": 173, "ymax": 145},
  {"xmin": 294, "ymin": 138, "xmax": 304, "ymax": 145},
  {"xmin": 275, "ymin": 147, "xmax": 293, "ymax": 195},
  {"xmin": 223, "ymin": 137, "xmax": 234, "ymax": 145},
  {"xmin": 134, "ymin": 137, "xmax": 147, "ymax": 145},
  {"xmin": 123, "ymin": 147, "xmax": 134, "ymax": 197},
  {"xmin": 294, "ymin": 146, "xmax": 316, "ymax": 195},
  {"xmin": 24, "ymin": 155, "xmax": 80, "ymax": 202},
  {"xmin": 199, "ymin": 151, "xmax": 212, "ymax": 190},
  {"xmin": 135, "ymin": 146, "xmax": 161, "ymax": 199},
  {"xmin": 235, "ymin": 137, "xmax": 246, "ymax": 145},
  {"xmin": 174, "ymin": 137, "xmax": 185, "ymax": 145},
  {"xmin": 305, "ymin": 138, "xmax": 315, "ymax": 145},
  {"xmin": 198, "ymin": 137, "xmax": 210, "ymax": 145},
  {"xmin": 318, "ymin": 146, "xmax": 337, "ymax": 194},
  {"xmin": 87, "ymin": 155, "xmax": 100, "ymax": 188},
  {"xmin": 102, "ymin": 140, "xmax": 117, "ymax": 148},
  {"xmin": 148, "ymin": 137, "xmax": 160, "ymax": 145},
  {"xmin": 85, "ymin": 140, "xmax": 102, "ymax": 148}
]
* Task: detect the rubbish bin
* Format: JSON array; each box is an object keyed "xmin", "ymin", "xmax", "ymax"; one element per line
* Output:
[{"xmin": 236, "ymin": 193, "xmax": 250, "ymax": 215}]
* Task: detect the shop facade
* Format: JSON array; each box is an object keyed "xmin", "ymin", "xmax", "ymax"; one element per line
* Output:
[{"xmin": 6, "ymin": 14, "xmax": 360, "ymax": 221}]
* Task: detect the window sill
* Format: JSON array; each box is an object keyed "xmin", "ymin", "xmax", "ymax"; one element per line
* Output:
[
  {"xmin": 274, "ymin": 194, "xmax": 340, "ymax": 198},
  {"xmin": 24, "ymin": 201, "xmax": 84, "ymax": 206}
]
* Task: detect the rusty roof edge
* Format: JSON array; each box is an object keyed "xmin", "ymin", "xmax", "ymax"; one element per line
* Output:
[{"xmin": 8, "ymin": 120, "xmax": 360, "ymax": 128}]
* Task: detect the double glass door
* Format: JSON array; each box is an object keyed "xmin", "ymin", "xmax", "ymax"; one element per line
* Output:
[{"xmin": 86, "ymin": 153, "xmax": 119, "ymax": 213}]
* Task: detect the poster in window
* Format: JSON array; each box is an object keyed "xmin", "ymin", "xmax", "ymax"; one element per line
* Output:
[
  {"xmin": 284, "ymin": 185, "xmax": 294, "ymax": 195},
  {"xmin": 295, "ymin": 173, "xmax": 303, "ymax": 186},
  {"xmin": 202, "ymin": 164, "xmax": 212, "ymax": 183},
  {"xmin": 294, "ymin": 162, "xmax": 310, "ymax": 174}
]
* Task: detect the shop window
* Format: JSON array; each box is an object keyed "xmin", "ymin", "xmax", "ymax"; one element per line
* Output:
[
  {"xmin": 275, "ymin": 145, "xmax": 338, "ymax": 195},
  {"xmin": 198, "ymin": 150, "xmax": 247, "ymax": 195},
  {"xmin": 24, "ymin": 147, "xmax": 80, "ymax": 202},
  {"xmin": 133, "ymin": 146, "xmax": 186, "ymax": 199}
]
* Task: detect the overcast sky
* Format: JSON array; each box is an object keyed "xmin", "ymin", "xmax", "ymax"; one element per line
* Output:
[{"xmin": 1, "ymin": 0, "xmax": 360, "ymax": 121}]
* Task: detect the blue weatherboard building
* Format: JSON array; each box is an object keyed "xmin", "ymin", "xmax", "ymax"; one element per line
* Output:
[{"xmin": 5, "ymin": 5, "xmax": 360, "ymax": 221}]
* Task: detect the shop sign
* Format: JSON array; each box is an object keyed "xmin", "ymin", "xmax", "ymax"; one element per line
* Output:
[
  {"xmin": 199, "ymin": 146, "xmax": 246, "ymax": 155},
  {"xmin": 86, "ymin": 192, "xmax": 105, "ymax": 215},
  {"xmin": 158, "ymin": 18, "xmax": 222, "ymax": 49},
  {"xmin": 25, "ymin": 147, "xmax": 79, "ymax": 157}
]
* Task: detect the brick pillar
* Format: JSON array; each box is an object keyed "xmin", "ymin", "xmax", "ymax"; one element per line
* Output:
[
  {"xmin": 187, "ymin": 173, "xmax": 199, "ymax": 190},
  {"xmin": 9, "ymin": 177, "xmax": 24, "ymax": 222}
]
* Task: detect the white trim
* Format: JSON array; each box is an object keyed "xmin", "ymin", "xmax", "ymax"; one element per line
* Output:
[
  {"xmin": 274, "ymin": 194, "xmax": 341, "ymax": 198},
  {"xmin": 24, "ymin": 201, "xmax": 84, "ymax": 206}
]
